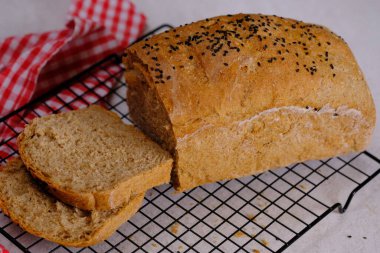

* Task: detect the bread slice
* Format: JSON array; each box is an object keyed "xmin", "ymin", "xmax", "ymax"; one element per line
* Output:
[
  {"xmin": 17, "ymin": 105, "xmax": 172, "ymax": 210},
  {"xmin": 0, "ymin": 158, "xmax": 144, "ymax": 247}
]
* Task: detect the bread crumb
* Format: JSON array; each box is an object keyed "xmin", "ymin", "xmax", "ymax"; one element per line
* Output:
[
  {"xmin": 261, "ymin": 239, "xmax": 269, "ymax": 246},
  {"xmin": 170, "ymin": 222, "xmax": 180, "ymax": 235},
  {"xmin": 246, "ymin": 213, "xmax": 256, "ymax": 221},
  {"xmin": 252, "ymin": 249, "xmax": 260, "ymax": 253},
  {"xmin": 152, "ymin": 242, "xmax": 157, "ymax": 248},
  {"xmin": 234, "ymin": 231, "xmax": 246, "ymax": 238},
  {"xmin": 299, "ymin": 184, "xmax": 307, "ymax": 190},
  {"xmin": 178, "ymin": 245, "xmax": 184, "ymax": 251}
]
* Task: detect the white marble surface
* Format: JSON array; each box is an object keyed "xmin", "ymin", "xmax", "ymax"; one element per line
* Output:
[{"xmin": 0, "ymin": 0, "xmax": 379, "ymax": 252}]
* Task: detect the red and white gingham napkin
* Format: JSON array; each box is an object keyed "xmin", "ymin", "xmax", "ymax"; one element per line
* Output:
[
  {"xmin": 0, "ymin": 0, "xmax": 145, "ymax": 117},
  {"xmin": 0, "ymin": 0, "xmax": 145, "ymax": 160}
]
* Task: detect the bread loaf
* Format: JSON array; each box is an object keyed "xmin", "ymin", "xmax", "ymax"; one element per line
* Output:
[
  {"xmin": 18, "ymin": 105, "xmax": 172, "ymax": 210},
  {"xmin": 0, "ymin": 158, "xmax": 144, "ymax": 247},
  {"xmin": 123, "ymin": 14, "xmax": 376, "ymax": 191}
]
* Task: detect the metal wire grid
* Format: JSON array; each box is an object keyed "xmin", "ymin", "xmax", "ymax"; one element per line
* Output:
[{"xmin": 0, "ymin": 25, "xmax": 379, "ymax": 253}]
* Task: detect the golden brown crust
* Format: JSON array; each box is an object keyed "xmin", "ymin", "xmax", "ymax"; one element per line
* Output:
[
  {"xmin": 17, "ymin": 105, "xmax": 173, "ymax": 210},
  {"xmin": 124, "ymin": 14, "xmax": 376, "ymax": 191}
]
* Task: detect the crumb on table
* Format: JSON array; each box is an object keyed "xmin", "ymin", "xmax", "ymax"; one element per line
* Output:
[
  {"xmin": 261, "ymin": 239, "xmax": 269, "ymax": 246},
  {"xmin": 299, "ymin": 184, "xmax": 307, "ymax": 190},
  {"xmin": 234, "ymin": 230, "xmax": 247, "ymax": 238},
  {"xmin": 170, "ymin": 222, "xmax": 180, "ymax": 235},
  {"xmin": 246, "ymin": 213, "xmax": 256, "ymax": 221}
]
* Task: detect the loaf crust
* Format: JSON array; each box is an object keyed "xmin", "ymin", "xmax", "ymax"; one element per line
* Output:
[
  {"xmin": 17, "ymin": 105, "xmax": 172, "ymax": 210},
  {"xmin": 124, "ymin": 14, "xmax": 376, "ymax": 191},
  {"xmin": 0, "ymin": 158, "xmax": 144, "ymax": 247}
]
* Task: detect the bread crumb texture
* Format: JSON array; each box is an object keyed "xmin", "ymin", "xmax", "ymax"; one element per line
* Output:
[
  {"xmin": 17, "ymin": 105, "xmax": 172, "ymax": 210},
  {"xmin": 0, "ymin": 158, "xmax": 144, "ymax": 247}
]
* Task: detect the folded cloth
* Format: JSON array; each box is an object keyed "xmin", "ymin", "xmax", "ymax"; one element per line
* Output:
[{"xmin": 0, "ymin": 0, "xmax": 145, "ymax": 117}]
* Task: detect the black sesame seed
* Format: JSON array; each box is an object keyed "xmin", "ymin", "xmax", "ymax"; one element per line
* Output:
[
  {"xmin": 333, "ymin": 73, "xmax": 336, "ymax": 77},
  {"xmin": 327, "ymin": 41, "xmax": 331, "ymax": 45},
  {"xmin": 330, "ymin": 64, "xmax": 334, "ymax": 69},
  {"xmin": 224, "ymin": 63, "xmax": 228, "ymax": 66},
  {"xmin": 172, "ymin": 66, "xmax": 176, "ymax": 70},
  {"xmin": 296, "ymin": 69, "xmax": 300, "ymax": 72},
  {"xmin": 257, "ymin": 62, "xmax": 261, "ymax": 67},
  {"xmin": 189, "ymin": 56, "xmax": 193, "ymax": 60},
  {"xmin": 347, "ymin": 235, "xmax": 352, "ymax": 238},
  {"xmin": 167, "ymin": 76, "xmax": 171, "ymax": 80}
]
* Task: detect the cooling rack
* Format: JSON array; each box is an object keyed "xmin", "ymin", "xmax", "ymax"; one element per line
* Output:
[{"xmin": 0, "ymin": 24, "xmax": 379, "ymax": 253}]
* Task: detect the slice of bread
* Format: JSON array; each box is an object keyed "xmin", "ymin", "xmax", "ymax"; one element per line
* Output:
[
  {"xmin": 17, "ymin": 105, "xmax": 172, "ymax": 210},
  {"xmin": 0, "ymin": 158, "xmax": 144, "ymax": 247}
]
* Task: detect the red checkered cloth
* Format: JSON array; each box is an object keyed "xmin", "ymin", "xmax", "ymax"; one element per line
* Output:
[
  {"xmin": 0, "ymin": 0, "xmax": 145, "ymax": 160},
  {"xmin": 0, "ymin": 0, "xmax": 145, "ymax": 117}
]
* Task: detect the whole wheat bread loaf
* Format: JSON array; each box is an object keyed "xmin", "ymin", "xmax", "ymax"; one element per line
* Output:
[
  {"xmin": 17, "ymin": 105, "xmax": 172, "ymax": 210},
  {"xmin": 123, "ymin": 14, "xmax": 376, "ymax": 191},
  {"xmin": 0, "ymin": 158, "xmax": 144, "ymax": 247}
]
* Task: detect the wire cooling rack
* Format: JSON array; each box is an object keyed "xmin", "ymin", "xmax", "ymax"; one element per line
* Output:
[{"xmin": 0, "ymin": 25, "xmax": 380, "ymax": 253}]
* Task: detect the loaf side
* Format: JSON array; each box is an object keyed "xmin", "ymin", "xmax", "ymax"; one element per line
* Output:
[{"xmin": 124, "ymin": 14, "xmax": 376, "ymax": 191}]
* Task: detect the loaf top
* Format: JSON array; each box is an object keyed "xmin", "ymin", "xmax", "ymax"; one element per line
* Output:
[
  {"xmin": 125, "ymin": 14, "xmax": 375, "ymax": 138},
  {"xmin": 17, "ymin": 105, "xmax": 172, "ymax": 194},
  {"xmin": 0, "ymin": 158, "xmax": 144, "ymax": 247}
]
